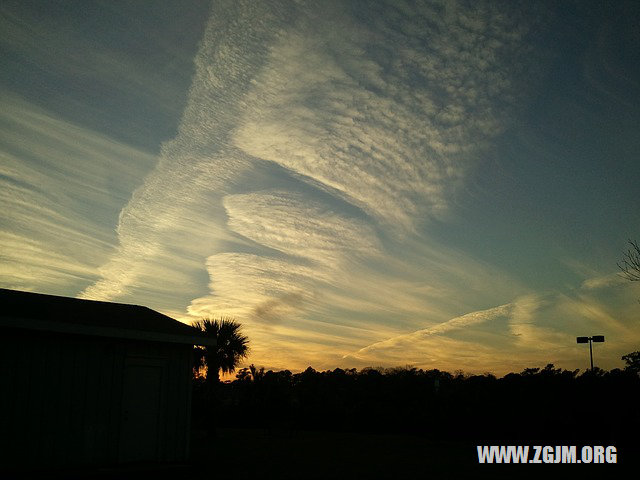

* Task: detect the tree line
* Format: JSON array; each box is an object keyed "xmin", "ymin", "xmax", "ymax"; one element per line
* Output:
[{"xmin": 191, "ymin": 357, "xmax": 640, "ymax": 448}]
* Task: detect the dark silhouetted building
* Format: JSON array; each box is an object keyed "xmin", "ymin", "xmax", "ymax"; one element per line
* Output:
[{"xmin": 0, "ymin": 288, "xmax": 213, "ymax": 472}]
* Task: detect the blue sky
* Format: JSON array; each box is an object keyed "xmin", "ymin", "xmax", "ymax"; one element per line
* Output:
[{"xmin": 2, "ymin": 0, "xmax": 639, "ymax": 375}]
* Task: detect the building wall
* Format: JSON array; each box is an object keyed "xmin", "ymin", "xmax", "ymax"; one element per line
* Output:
[
  {"xmin": 0, "ymin": 328, "xmax": 193, "ymax": 471},
  {"xmin": 121, "ymin": 340, "xmax": 193, "ymax": 463}
]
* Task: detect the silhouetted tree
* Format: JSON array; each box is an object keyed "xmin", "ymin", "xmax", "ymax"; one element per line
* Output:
[
  {"xmin": 622, "ymin": 351, "xmax": 640, "ymax": 374},
  {"xmin": 192, "ymin": 317, "xmax": 249, "ymax": 384},
  {"xmin": 618, "ymin": 239, "xmax": 640, "ymax": 281},
  {"xmin": 235, "ymin": 367, "xmax": 252, "ymax": 382},
  {"xmin": 249, "ymin": 363, "xmax": 265, "ymax": 382},
  {"xmin": 192, "ymin": 361, "xmax": 640, "ymax": 448}
]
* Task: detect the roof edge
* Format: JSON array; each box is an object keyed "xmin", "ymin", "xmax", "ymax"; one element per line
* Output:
[{"xmin": 0, "ymin": 315, "xmax": 216, "ymax": 346}]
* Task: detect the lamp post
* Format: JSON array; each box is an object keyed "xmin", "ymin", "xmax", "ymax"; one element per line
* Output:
[{"xmin": 576, "ymin": 335, "xmax": 605, "ymax": 371}]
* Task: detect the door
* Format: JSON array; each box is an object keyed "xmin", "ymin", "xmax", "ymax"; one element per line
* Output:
[{"xmin": 118, "ymin": 357, "xmax": 166, "ymax": 463}]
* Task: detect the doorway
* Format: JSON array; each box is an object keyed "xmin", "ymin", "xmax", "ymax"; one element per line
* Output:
[{"xmin": 118, "ymin": 357, "xmax": 166, "ymax": 463}]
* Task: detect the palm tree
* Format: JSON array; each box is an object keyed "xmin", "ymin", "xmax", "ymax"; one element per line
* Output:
[{"xmin": 192, "ymin": 317, "xmax": 249, "ymax": 384}]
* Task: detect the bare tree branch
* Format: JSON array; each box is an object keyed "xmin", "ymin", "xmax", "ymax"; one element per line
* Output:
[{"xmin": 618, "ymin": 239, "xmax": 640, "ymax": 282}]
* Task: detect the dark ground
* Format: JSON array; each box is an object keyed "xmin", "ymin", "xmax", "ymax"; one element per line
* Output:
[
  {"xmin": 187, "ymin": 427, "xmax": 629, "ymax": 480},
  {"xmin": 7, "ymin": 363, "xmax": 639, "ymax": 479},
  {"xmin": 5, "ymin": 427, "xmax": 631, "ymax": 479}
]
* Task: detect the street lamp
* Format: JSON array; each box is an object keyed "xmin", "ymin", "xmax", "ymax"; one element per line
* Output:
[{"xmin": 576, "ymin": 335, "xmax": 605, "ymax": 371}]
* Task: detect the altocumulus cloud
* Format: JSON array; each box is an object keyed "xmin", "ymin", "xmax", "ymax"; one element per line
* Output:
[{"xmin": 233, "ymin": 0, "xmax": 536, "ymax": 228}]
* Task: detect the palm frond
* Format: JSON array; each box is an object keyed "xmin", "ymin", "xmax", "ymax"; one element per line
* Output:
[{"xmin": 192, "ymin": 316, "xmax": 249, "ymax": 381}]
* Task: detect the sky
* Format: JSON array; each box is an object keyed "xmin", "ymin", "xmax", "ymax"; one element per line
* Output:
[{"xmin": 1, "ymin": 0, "xmax": 639, "ymax": 376}]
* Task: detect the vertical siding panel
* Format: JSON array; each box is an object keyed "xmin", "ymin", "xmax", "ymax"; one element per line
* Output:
[
  {"xmin": 42, "ymin": 337, "xmax": 53, "ymax": 463},
  {"xmin": 92, "ymin": 341, "xmax": 106, "ymax": 464},
  {"xmin": 52, "ymin": 336, "xmax": 66, "ymax": 467},
  {"xmin": 83, "ymin": 339, "xmax": 101, "ymax": 465},
  {"xmin": 98, "ymin": 340, "xmax": 115, "ymax": 464},
  {"xmin": 110, "ymin": 341, "xmax": 124, "ymax": 464},
  {"xmin": 40, "ymin": 336, "xmax": 61, "ymax": 467},
  {"xmin": 161, "ymin": 345, "xmax": 171, "ymax": 462},
  {"xmin": 0, "ymin": 337, "xmax": 7, "ymax": 463},
  {"xmin": 37, "ymin": 337, "xmax": 49, "ymax": 466},
  {"xmin": 46, "ymin": 337, "xmax": 61, "ymax": 466},
  {"xmin": 4, "ymin": 333, "xmax": 16, "ymax": 465},
  {"xmin": 13, "ymin": 333, "xmax": 32, "ymax": 466},
  {"xmin": 185, "ymin": 347, "xmax": 192, "ymax": 458},
  {"xmin": 176, "ymin": 347, "xmax": 187, "ymax": 461},
  {"xmin": 89, "ymin": 339, "xmax": 104, "ymax": 465},
  {"xmin": 165, "ymin": 346, "xmax": 178, "ymax": 462},
  {"xmin": 19, "ymin": 336, "xmax": 29, "ymax": 463},
  {"xmin": 109, "ymin": 342, "xmax": 125, "ymax": 463},
  {"xmin": 180, "ymin": 346, "xmax": 193, "ymax": 461},
  {"xmin": 57, "ymin": 336, "xmax": 75, "ymax": 467},
  {"xmin": 71, "ymin": 338, "xmax": 89, "ymax": 464},
  {"xmin": 176, "ymin": 346, "xmax": 188, "ymax": 461},
  {"xmin": 29, "ymin": 336, "xmax": 47, "ymax": 466},
  {"xmin": 0, "ymin": 332, "xmax": 18, "ymax": 466},
  {"xmin": 100, "ymin": 341, "xmax": 116, "ymax": 465}
]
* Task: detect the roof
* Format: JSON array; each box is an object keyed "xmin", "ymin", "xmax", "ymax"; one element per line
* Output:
[{"xmin": 0, "ymin": 288, "xmax": 215, "ymax": 346}]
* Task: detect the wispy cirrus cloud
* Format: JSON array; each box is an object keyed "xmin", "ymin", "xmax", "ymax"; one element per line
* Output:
[
  {"xmin": 187, "ymin": 190, "xmax": 380, "ymax": 323},
  {"xmin": 78, "ymin": 2, "xmax": 290, "ymax": 305},
  {"xmin": 0, "ymin": 94, "xmax": 156, "ymax": 293},
  {"xmin": 187, "ymin": 253, "xmax": 322, "ymax": 320},
  {"xmin": 223, "ymin": 190, "xmax": 380, "ymax": 264},
  {"xmin": 342, "ymin": 277, "xmax": 640, "ymax": 375},
  {"xmin": 348, "ymin": 303, "xmax": 514, "ymax": 358},
  {"xmin": 580, "ymin": 272, "xmax": 627, "ymax": 290}
]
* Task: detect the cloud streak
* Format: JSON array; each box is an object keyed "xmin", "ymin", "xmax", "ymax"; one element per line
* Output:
[
  {"xmin": 224, "ymin": 190, "xmax": 380, "ymax": 264},
  {"xmin": 0, "ymin": 94, "xmax": 156, "ymax": 293},
  {"xmin": 79, "ymin": 1, "xmax": 291, "ymax": 305},
  {"xmin": 349, "ymin": 303, "xmax": 514, "ymax": 357}
]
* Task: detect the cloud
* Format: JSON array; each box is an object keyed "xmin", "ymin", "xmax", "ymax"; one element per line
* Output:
[
  {"xmin": 233, "ymin": 0, "xmax": 535, "ymax": 229},
  {"xmin": 223, "ymin": 190, "xmax": 380, "ymax": 265},
  {"xmin": 78, "ymin": 1, "xmax": 291, "ymax": 303},
  {"xmin": 80, "ymin": 0, "xmax": 540, "ymax": 312},
  {"xmin": 252, "ymin": 292, "xmax": 306, "ymax": 324},
  {"xmin": 186, "ymin": 252, "xmax": 323, "ymax": 320},
  {"xmin": 14, "ymin": 0, "xmax": 633, "ymax": 377},
  {"xmin": 185, "ymin": 189, "xmax": 383, "ymax": 325},
  {"xmin": 0, "ymin": 94, "xmax": 156, "ymax": 294},
  {"xmin": 187, "ymin": 184, "xmax": 527, "ymax": 348},
  {"xmin": 347, "ymin": 303, "xmax": 513, "ymax": 358},
  {"xmin": 580, "ymin": 272, "xmax": 627, "ymax": 290}
]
